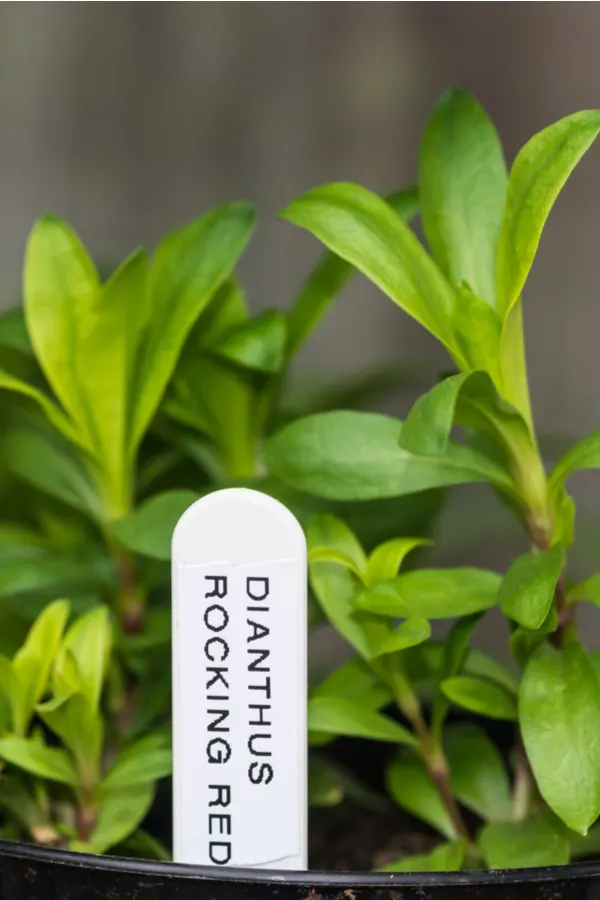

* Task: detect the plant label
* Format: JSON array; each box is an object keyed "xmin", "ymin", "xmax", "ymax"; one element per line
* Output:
[{"xmin": 172, "ymin": 488, "xmax": 307, "ymax": 870}]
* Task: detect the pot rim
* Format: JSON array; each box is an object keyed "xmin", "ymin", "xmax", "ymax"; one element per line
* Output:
[{"xmin": 1, "ymin": 839, "xmax": 600, "ymax": 887}]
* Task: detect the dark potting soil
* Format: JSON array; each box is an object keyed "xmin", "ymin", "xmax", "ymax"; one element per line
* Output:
[{"xmin": 308, "ymin": 803, "xmax": 436, "ymax": 871}]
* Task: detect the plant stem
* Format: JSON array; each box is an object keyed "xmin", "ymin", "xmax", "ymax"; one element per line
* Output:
[
  {"xmin": 114, "ymin": 546, "xmax": 146, "ymax": 635},
  {"xmin": 393, "ymin": 675, "xmax": 471, "ymax": 842},
  {"xmin": 511, "ymin": 735, "xmax": 535, "ymax": 821}
]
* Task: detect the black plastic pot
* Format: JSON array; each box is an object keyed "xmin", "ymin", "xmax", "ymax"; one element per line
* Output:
[{"xmin": 1, "ymin": 840, "xmax": 600, "ymax": 900}]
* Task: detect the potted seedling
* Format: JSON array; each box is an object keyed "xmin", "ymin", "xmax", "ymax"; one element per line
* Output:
[{"xmin": 0, "ymin": 88, "xmax": 600, "ymax": 900}]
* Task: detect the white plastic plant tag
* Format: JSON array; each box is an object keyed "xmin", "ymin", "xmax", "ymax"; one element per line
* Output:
[{"xmin": 172, "ymin": 488, "xmax": 307, "ymax": 870}]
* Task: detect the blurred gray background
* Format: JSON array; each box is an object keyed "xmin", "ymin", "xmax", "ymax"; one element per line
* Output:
[{"xmin": 1, "ymin": 2, "xmax": 599, "ymax": 644}]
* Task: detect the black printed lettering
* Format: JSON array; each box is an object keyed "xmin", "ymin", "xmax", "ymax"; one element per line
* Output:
[
  {"xmin": 205, "ymin": 576, "xmax": 228, "ymax": 599},
  {"xmin": 249, "ymin": 762, "xmax": 274, "ymax": 785}
]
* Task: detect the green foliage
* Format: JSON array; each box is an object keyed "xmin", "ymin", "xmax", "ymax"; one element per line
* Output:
[
  {"xmin": 271, "ymin": 90, "xmax": 600, "ymax": 872},
  {"xmin": 0, "ymin": 603, "xmax": 171, "ymax": 852},
  {"xmin": 520, "ymin": 641, "xmax": 600, "ymax": 835},
  {"xmin": 1, "ymin": 89, "xmax": 599, "ymax": 873}
]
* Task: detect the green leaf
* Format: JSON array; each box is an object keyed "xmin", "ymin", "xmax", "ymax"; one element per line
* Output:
[
  {"xmin": 379, "ymin": 840, "xmax": 465, "ymax": 873},
  {"xmin": 307, "ymin": 546, "xmax": 365, "ymax": 582},
  {"xmin": 387, "ymin": 755, "xmax": 457, "ymax": 838},
  {"xmin": 570, "ymin": 573, "xmax": 600, "ymax": 607},
  {"xmin": 464, "ymin": 650, "xmax": 519, "ymax": 695},
  {"xmin": 0, "ymin": 368, "xmax": 82, "ymax": 449},
  {"xmin": 285, "ymin": 186, "xmax": 419, "ymax": 358},
  {"xmin": 520, "ymin": 641, "xmax": 600, "ymax": 834},
  {"xmin": 111, "ymin": 490, "xmax": 200, "ymax": 561},
  {"xmin": 132, "ymin": 203, "xmax": 256, "ymax": 447},
  {"xmin": 549, "ymin": 428, "xmax": 600, "ymax": 493},
  {"xmin": 308, "ymin": 514, "xmax": 372, "ymax": 658},
  {"xmin": 479, "ymin": 815, "xmax": 570, "ymax": 868},
  {"xmin": 445, "ymin": 724, "xmax": 511, "ymax": 821},
  {"xmin": 60, "ymin": 607, "xmax": 111, "ymax": 710},
  {"xmin": 264, "ymin": 410, "xmax": 516, "ymax": 502},
  {"xmin": 11, "ymin": 599, "xmax": 70, "ymax": 735},
  {"xmin": 357, "ymin": 568, "xmax": 501, "ymax": 619},
  {"xmin": 308, "ymin": 697, "xmax": 417, "ymax": 747},
  {"xmin": 312, "ymin": 656, "xmax": 392, "ymax": 711},
  {"xmin": 498, "ymin": 544, "xmax": 563, "ymax": 629},
  {"xmin": 37, "ymin": 692, "xmax": 102, "ymax": 780},
  {"xmin": 282, "ymin": 182, "xmax": 458, "ymax": 351},
  {"xmin": 371, "ymin": 618, "xmax": 431, "ymax": 658},
  {"xmin": 102, "ymin": 732, "xmax": 172, "ymax": 791},
  {"xmin": 0, "ymin": 777, "xmax": 42, "ymax": 831},
  {"xmin": 420, "ymin": 90, "xmax": 507, "ymax": 308},
  {"xmin": 88, "ymin": 782, "xmax": 155, "ymax": 854},
  {"xmin": 0, "ymin": 736, "xmax": 78, "ymax": 786},
  {"xmin": 497, "ymin": 110, "xmax": 600, "ymax": 318},
  {"xmin": 2, "ymin": 419, "xmax": 100, "ymax": 516},
  {"xmin": 452, "ymin": 286, "xmax": 503, "ymax": 377},
  {"xmin": 401, "ymin": 371, "xmax": 534, "ymax": 476},
  {"xmin": 442, "ymin": 676, "xmax": 517, "ymax": 720},
  {"xmin": 23, "ymin": 214, "xmax": 99, "ymax": 449},
  {"xmin": 72, "ymin": 250, "xmax": 149, "ymax": 509},
  {"xmin": 364, "ymin": 537, "xmax": 428, "ymax": 586},
  {"xmin": 210, "ymin": 309, "xmax": 287, "ymax": 373}
]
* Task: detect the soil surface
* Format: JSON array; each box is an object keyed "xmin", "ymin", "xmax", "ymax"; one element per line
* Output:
[{"xmin": 308, "ymin": 804, "xmax": 436, "ymax": 871}]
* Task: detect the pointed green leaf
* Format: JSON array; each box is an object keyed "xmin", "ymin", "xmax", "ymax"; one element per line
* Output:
[
  {"xmin": 371, "ymin": 618, "xmax": 431, "ymax": 657},
  {"xmin": 132, "ymin": 203, "xmax": 256, "ymax": 446},
  {"xmin": 498, "ymin": 544, "xmax": 563, "ymax": 630},
  {"xmin": 497, "ymin": 110, "xmax": 600, "ymax": 318},
  {"xmin": 37, "ymin": 692, "xmax": 102, "ymax": 779},
  {"xmin": 60, "ymin": 607, "xmax": 111, "ymax": 710},
  {"xmin": 549, "ymin": 428, "xmax": 600, "ymax": 492},
  {"xmin": 12, "ymin": 599, "xmax": 70, "ymax": 735},
  {"xmin": 452, "ymin": 285, "xmax": 503, "ymax": 377},
  {"xmin": 2, "ymin": 420, "xmax": 100, "ymax": 517},
  {"xmin": 308, "ymin": 514, "xmax": 372, "ymax": 658},
  {"xmin": 365, "ymin": 537, "xmax": 428, "ymax": 586},
  {"xmin": 379, "ymin": 840, "xmax": 465, "ymax": 873},
  {"xmin": 73, "ymin": 250, "xmax": 149, "ymax": 507},
  {"xmin": 102, "ymin": 731, "xmax": 172, "ymax": 791},
  {"xmin": 307, "ymin": 546, "xmax": 365, "ymax": 582},
  {"xmin": 387, "ymin": 755, "xmax": 457, "ymax": 838},
  {"xmin": 88, "ymin": 782, "xmax": 155, "ymax": 854},
  {"xmin": 520, "ymin": 642, "xmax": 600, "ymax": 834},
  {"xmin": 24, "ymin": 214, "xmax": 101, "ymax": 433},
  {"xmin": 308, "ymin": 696, "xmax": 417, "ymax": 747},
  {"xmin": 0, "ymin": 736, "xmax": 78, "ymax": 786},
  {"xmin": 464, "ymin": 650, "xmax": 519, "ymax": 695},
  {"xmin": 264, "ymin": 410, "xmax": 516, "ymax": 501},
  {"xmin": 442, "ymin": 676, "xmax": 517, "ymax": 720},
  {"xmin": 0, "ymin": 777, "xmax": 42, "ymax": 831},
  {"xmin": 420, "ymin": 89, "xmax": 507, "ymax": 307},
  {"xmin": 210, "ymin": 309, "xmax": 287, "ymax": 373},
  {"xmin": 0, "ymin": 368, "xmax": 82, "ymax": 449},
  {"xmin": 445, "ymin": 724, "xmax": 511, "ymax": 821},
  {"xmin": 312, "ymin": 656, "xmax": 392, "ymax": 711},
  {"xmin": 401, "ymin": 370, "xmax": 533, "ymax": 470},
  {"xmin": 285, "ymin": 186, "xmax": 419, "ymax": 358},
  {"xmin": 570, "ymin": 573, "xmax": 600, "ymax": 607},
  {"xmin": 357, "ymin": 568, "xmax": 501, "ymax": 619},
  {"xmin": 479, "ymin": 815, "xmax": 570, "ymax": 868},
  {"xmin": 111, "ymin": 490, "xmax": 200, "ymax": 561},
  {"xmin": 282, "ymin": 182, "xmax": 458, "ymax": 352}
]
